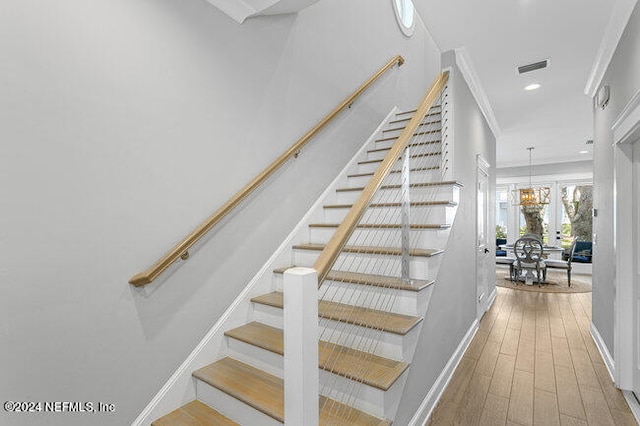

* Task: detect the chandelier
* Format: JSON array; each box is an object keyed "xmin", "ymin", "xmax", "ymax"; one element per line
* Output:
[{"xmin": 512, "ymin": 147, "xmax": 550, "ymax": 206}]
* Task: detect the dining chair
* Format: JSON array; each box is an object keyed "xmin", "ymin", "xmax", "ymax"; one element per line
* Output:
[
  {"xmin": 513, "ymin": 235, "xmax": 546, "ymax": 285},
  {"xmin": 543, "ymin": 239, "xmax": 576, "ymax": 286}
]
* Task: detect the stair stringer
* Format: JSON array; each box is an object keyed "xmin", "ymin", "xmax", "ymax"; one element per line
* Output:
[{"xmin": 131, "ymin": 107, "xmax": 400, "ymax": 426}]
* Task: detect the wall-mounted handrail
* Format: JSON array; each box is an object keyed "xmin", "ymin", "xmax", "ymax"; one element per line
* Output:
[
  {"xmin": 313, "ymin": 71, "xmax": 449, "ymax": 285},
  {"xmin": 129, "ymin": 55, "xmax": 405, "ymax": 286}
]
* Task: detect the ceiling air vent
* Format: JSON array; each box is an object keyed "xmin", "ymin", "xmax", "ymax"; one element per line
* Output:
[{"xmin": 517, "ymin": 59, "xmax": 549, "ymax": 74}]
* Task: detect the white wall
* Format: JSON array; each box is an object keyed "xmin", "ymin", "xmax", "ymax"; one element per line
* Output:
[
  {"xmin": 394, "ymin": 50, "xmax": 497, "ymax": 426},
  {"xmin": 592, "ymin": 1, "xmax": 640, "ymax": 363},
  {"xmin": 0, "ymin": 1, "xmax": 441, "ymax": 424}
]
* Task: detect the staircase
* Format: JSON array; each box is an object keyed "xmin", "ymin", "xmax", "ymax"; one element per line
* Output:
[{"xmin": 149, "ymin": 105, "xmax": 462, "ymax": 425}]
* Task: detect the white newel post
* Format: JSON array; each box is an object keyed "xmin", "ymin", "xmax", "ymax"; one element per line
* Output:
[{"xmin": 283, "ymin": 267, "xmax": 319, "ymax": 425}]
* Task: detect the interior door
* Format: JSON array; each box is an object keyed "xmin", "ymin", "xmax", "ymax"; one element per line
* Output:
[
  {"xmin": 633, "ymin": 140, "xmax": 640, "ymax": 397},
  {"xmin": 477, "ymin": 158, "xmax": 491, "ymax": 318}
]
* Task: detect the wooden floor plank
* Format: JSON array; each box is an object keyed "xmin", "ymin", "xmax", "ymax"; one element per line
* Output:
[
  {"xmin": 515, "ymin": 337, "xmax": 535, "ymax": 373},
  {"xmin": 569, "ymin": 347, "xmax": 600, "ymax": 389},
  {"xmin": 534, "ymin": 350, "xmax": 556, "ymax": 394},
  {"xmin": 489, "ymin": 353, "xmax": 516, "ymax": 398},
  {"xmin": 479, "ymin": 393, "xmax": 509, "ymax": 426},
  {"xmin": 554, "ymin": 365, "xmax": 586, "ymax": 420},
  {"xmin": 508, "ymin": 370, "xmax": 534, "ymax": 426},
  {"xmin": 534, "ymin": 389, "xmax": 560, "ymax": 426},
  {"xmin": 453, "ymin": 372, "xmax": 491, "ymax": 425},
  {"xmin": 578, "ymin": 385, "xmax": 616, "ymax": 426},
  {"xmin": 500, "ymin": 327, "xmax": 520, "ymax": 357},
  {"xmin": 475, "ymin": 339, "xmax": 502, "ymax": 377},
  {"xmin": 559, "ymin": 414, "xmax": 587, "ymax": 426}
]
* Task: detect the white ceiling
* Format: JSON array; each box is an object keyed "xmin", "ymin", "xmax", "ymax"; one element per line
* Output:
[{"xmin": 415, "ymin": 0, "xmax": 615, "ymax": 167}]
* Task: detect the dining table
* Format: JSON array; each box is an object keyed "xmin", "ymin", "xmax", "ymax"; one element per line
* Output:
[{"xmin": 499, "ymin": 244, "xmax": 565, "ymax": 260}]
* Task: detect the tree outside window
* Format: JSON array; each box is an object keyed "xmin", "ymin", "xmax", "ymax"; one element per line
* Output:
[{"xmin": 561, "ymin": 184, "xmax": 593, "ymax": 247}]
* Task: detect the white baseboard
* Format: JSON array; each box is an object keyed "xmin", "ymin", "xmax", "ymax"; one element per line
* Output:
[
  {"xmin": 486, "ymin": 285, "xmax": 497, "ymax": 312},
  {"xmin": 590, "ymin": 322, "xmax": 615, "ymax": 381},
  {"xmin": 622, "ymin": 390, "xmax": 640, "ymax": 425},
  {"xmin": 130, "ymin": 107, "xmax": 399, "ymax": 426},
  {"xmin": 408, "ymin": 319, "xmax": 479, "ymax": 426}
]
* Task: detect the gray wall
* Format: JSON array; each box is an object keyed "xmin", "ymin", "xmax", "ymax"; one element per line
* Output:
[
  {"xmin": 394, "ymin": 50, "xmax": 497, "ymax": 426},
  {"xmin": 592, "ymin": 1, "xmax": 640, "ymax": 359},
  {"xmin": 0, "ymin": 1, "xmax": 441, "ymax": 425}
]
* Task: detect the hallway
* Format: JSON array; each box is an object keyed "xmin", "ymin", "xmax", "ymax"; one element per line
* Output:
[{"xmin": 428, "ymin": 286, "xmax": 637, "ymax": 425}]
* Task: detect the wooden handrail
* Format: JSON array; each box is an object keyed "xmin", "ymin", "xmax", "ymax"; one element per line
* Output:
[
  {"xmin": 313, "ymin": 71, "xmax": 450, "ymax": 285},
  {"xmin": 129, "ymin": 55, "xmax": 405, "ymax": 286}
]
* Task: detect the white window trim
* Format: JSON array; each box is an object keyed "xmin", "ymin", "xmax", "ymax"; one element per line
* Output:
[{"xmin": 392, "ymin": 0, "xmax": 415, "ymax": 37}]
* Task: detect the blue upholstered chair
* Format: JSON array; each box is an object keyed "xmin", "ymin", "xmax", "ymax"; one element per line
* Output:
[
  {"xmin": 572, "ymin": 241, "xmax": 592, "ymax": 263},
  {"xmin": 496, "ymin": 238, "xmax": 507, "ymax": 257}
]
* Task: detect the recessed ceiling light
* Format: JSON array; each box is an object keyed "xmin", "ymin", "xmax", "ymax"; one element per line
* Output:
[
  {"xmin": 525, "ymin": 83, "xmax": 541, "ymax": 91},
  {"xmin": 579, "ymin": 150, "xmax": 589, "ymax": 154}
]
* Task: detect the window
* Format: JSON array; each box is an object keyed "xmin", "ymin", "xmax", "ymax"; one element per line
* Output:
[
  {"xmin": 560, "ymin": 184, "xmax": 593, "ymax": 248},
  {"xmin": 496, "ymin": 188, "xmax": 509, "ymax": 240},
  {"xmin": 393, "ymin": 0, "xmax": 415, "ymax": 37}
]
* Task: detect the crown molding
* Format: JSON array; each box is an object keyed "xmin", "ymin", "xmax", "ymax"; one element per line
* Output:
[
  {"xmin": 584, "ymin": 0, "xmax": 638, "ymax": 97},
  {"xmin": 454, "ymin": 47, "xmax": 501, "ymax": 138}
]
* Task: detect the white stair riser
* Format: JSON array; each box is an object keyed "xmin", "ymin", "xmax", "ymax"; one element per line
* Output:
[
  {"xmin": 319, "ymin": 368, "xmax": 408, "ymax": 420},
  {"xmin": 195, "ymin": 380, "xmax": 282, "ymax": 426},
  {"xmin": 365, "ymin": 143, "xmax": 442, "ymax": 162},
  {"xmin": 317, "ymin": 281, "xmax": 431, "ymax": 316},
  {"xmin": 323, "ymin": 204, "xmax": 456, "ymax": 224},
  {"xmin": 308, "ymin": 226, "xmax": 450, "ymax": 248},
  {"xmin": 319, "ymin": 317, "xmax": 420, "ymax": 361},
  {"xmin": 347, "ymin": 169, "xmax": 442, "ymax": 187},
  {"xmin": 357, "ymin": 154, "xmax": 442, "ymax": 175},
  {"xmin": 292, "ymin": 249, "xmax": 440, "ymax": 279},
  {"xmin": 226, "ymin": 338, "xmax": 284, "ymax": 378},
  {"xmin": 335, "ymin": 184, "xmax": 458, "ymax": 205},
  {"xmin": 251, "ymin": 303, "xmax": 410, "ymax": 360},
  {"xmin": 374, "ymin": 134, "xmax": 442, "ymax": 151}
]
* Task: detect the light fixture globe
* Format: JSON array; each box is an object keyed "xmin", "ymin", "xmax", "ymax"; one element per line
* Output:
[{"xmin": 511, "ymin": 147, "xmax": 550, "ymax": 206}]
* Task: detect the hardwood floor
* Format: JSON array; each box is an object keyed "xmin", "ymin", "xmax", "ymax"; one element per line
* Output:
[{"xmin": 428, "ymin": 286, "xmax": 638, "ymax": 426}]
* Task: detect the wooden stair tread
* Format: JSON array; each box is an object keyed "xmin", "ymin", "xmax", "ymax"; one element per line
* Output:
[
  {"xmin": 375, "ymin": 129, "xmax": 440, "ymax": 143},
  {"xmin": 273, "ymin": 267, "xmax": 434, "ymax": 291},
  {"xmin": 251, "ymin": 292, "xmax": 422, "ymax": 335},
  {"xmin": 193, "ymin": 357, "xmax": 390, "ymax": 425},
  {"xmin": 395, "ymin": 106, "xmax": 440, "ymax": 117},
  {"xmin": 382, "ymin": 120, "xmax": 441, "ymax": 133},
  {"xmin": 293, "ymin": 242, "xmax": 443, "ymax": 258},
  {"xmin": 193, "ymin": 358, "xmax": 283, "ymax": 422},
  {"xmin": 225, "ymin": 322, "xmax": 409, "ymax": 390},
  {"xmin": 151, "ymin": 400, "xmax": 238, "ymax": 426},
  {"xmin": 309, "ymin": 223, "xmax": 450, "ymax": 229},
  {"xmin": 336, "ymin": 180, "xmax": 464, "ymax": 192},
  {"xmin": 359, "ymin": 151, "xmax": 441, "ymax": 165},
  {"xmin": 390, "ymin": 111, "xmax": 441, "ymax": 124},
  {"xmin": 348, "ymin": 166, "xmax": 439, "ymax": 178},
  {"xmin": 368, "ymin": 140, "xmax": 441, "ymax": 154},
  {"xmin": 324, "ymin": 200, "xmax": 457, "ymax": 209}
]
